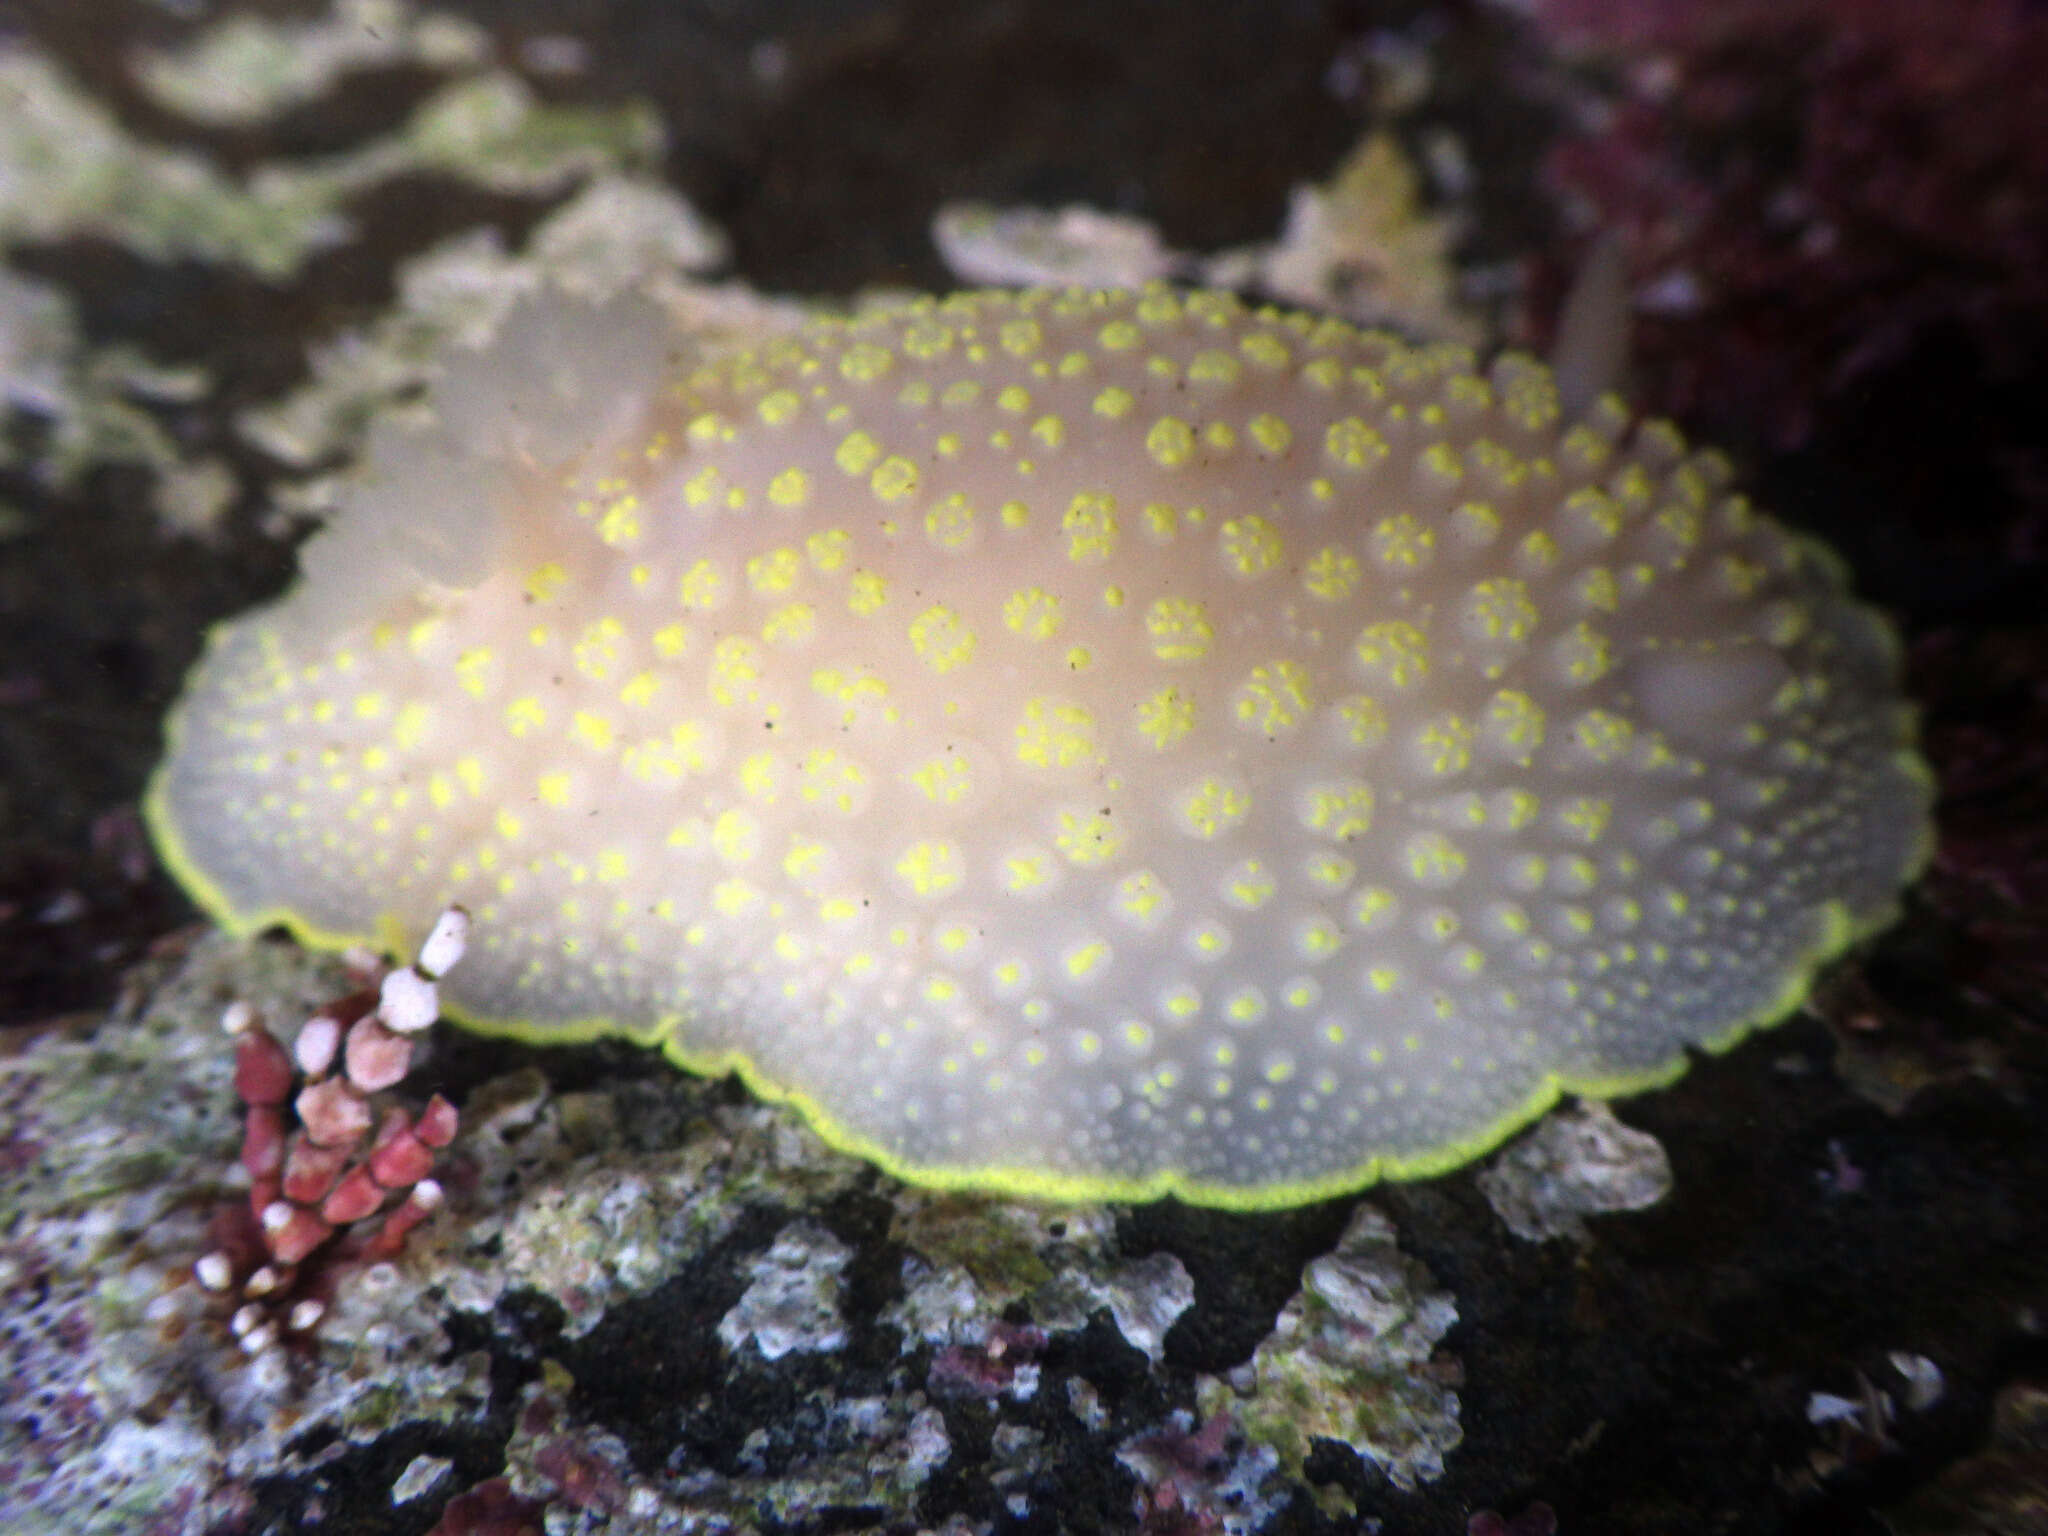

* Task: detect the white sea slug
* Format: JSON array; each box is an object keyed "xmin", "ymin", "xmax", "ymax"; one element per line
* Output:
[{"xmin": 147, "ymin": 285, "xmax": 1934, "ymax": 1208}]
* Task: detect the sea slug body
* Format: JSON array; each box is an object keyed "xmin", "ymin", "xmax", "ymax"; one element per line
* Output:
[{"xmin": 147, "ymin": 284, "xmax": 1934, "ymax": 1207}]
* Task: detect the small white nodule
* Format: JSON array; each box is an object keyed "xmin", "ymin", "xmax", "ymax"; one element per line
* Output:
[
  {"xmin": 194, "ymin": 1252, "xmax": 234, "ymax": 1292},
  {"xmin": 417, "ymin": 905, "xmax": 471, "ymax": 980}
]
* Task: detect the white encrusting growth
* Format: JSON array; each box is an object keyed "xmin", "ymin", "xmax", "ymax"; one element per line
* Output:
[{"xmin": 147, "ymin": 285, "xmax": 1933, "ymax": 1206}]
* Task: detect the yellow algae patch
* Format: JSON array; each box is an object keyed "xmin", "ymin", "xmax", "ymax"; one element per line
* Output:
[{"xmin": 148, "ymin": 286, "xmax": 1934, "ymax": 1209}]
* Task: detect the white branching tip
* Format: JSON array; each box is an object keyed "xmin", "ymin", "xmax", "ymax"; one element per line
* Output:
[
  {"xmin": 410, "ymin": 1178, "xmax": 445, "ymax": 1211},
  {"xmin": 287, "ymin": 1299, "xmax": 326, "ymax": 1333},
  {"xmin": 229, "ymin": 1303, "xmax": 264, "ymax": 1338},
  {"xmin": 220, "ymin": 1000, "xmax": 257, "ymax": 1036},
  {"xmin": 194, "ymin": 1252, "xmax": 234, "ymax": 1292},
  {"xmin": 416, "ymin": 906, "xmax": 470, "ymax": 980},
  {"xmin": 378, "ymin": 968, "xmax": 439, "ymax": 1034},
  {"xmin": 259, "ymin": 1201, "xmax": 296, "ymax": 1237},
  {"xmin": 239, "ymin": 1321, "xmax": 280, "ymax": 1356},
  {"xmin": 295, "ymin": 1014, "xmax": 342, "ymax": 1078},
  {"xmin": 244, "ymin": 1264, "xmax": 284, "ymax": 1299}
]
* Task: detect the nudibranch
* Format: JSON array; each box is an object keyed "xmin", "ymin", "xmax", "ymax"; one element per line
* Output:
[{"xmin": 147, "ymin": 285, "xmax": 1933, "ymax": 1207}]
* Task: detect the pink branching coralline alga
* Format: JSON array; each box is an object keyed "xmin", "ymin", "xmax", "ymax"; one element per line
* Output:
[
  {"xmin": 1530, "ymin": 0, "xmax": 2048, "ymax": 455},
  {"xmin": 192, "ymin": 907, "xmax": 467, "ymax": 1352}
]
